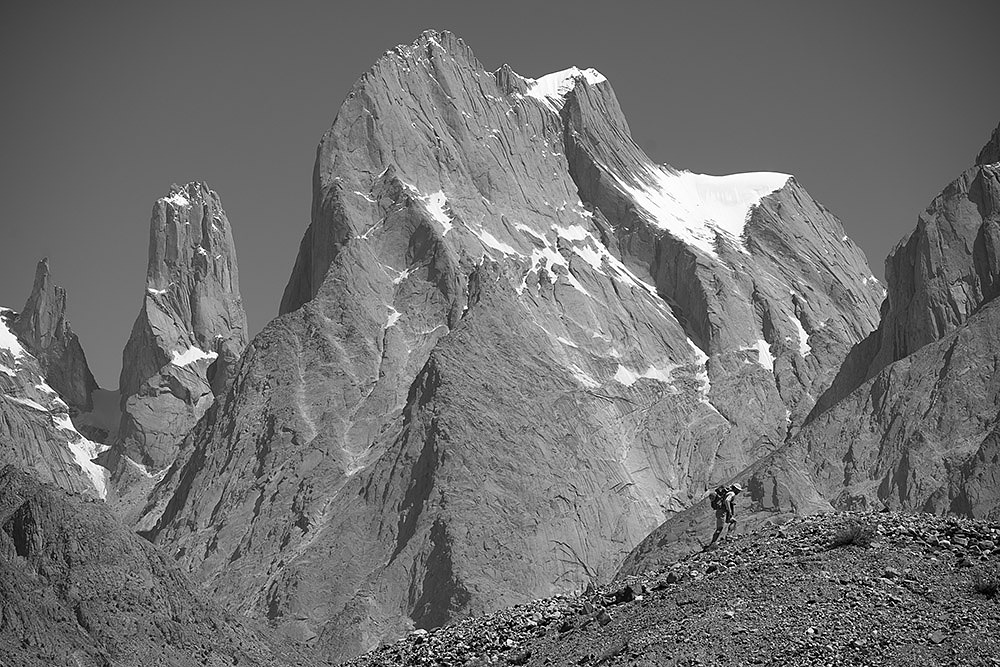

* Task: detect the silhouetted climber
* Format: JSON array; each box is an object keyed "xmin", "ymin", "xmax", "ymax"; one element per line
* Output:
[{"xmin": 708, "ymin": 483, "xmax": 743, "ymax": 546}]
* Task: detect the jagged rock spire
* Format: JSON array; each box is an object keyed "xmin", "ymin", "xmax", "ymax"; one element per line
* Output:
[
  {"xmin": 11, "ymin": 258, "xmax": 98, "ymax": 412},
  {"xmin": 116, "ymin": 182, "xmax": 247, "ymax": 470}
]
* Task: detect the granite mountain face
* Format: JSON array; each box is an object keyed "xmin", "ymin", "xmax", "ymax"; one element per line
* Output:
[
  {"xmin": 782, "ymin": 120, "xmax": 1000, "ymax": 516},
  {"xmin": 622, "ymin": 121, "xmax": 1000, "ymax": 575},
  {"xmin": 136, "ymin": 31, "xmax": 883, "ymax": 658}
]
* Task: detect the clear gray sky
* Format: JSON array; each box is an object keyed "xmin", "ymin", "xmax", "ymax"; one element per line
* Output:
[{"xmin": 2, "ymin": 2, "xmax": 998, "ymax": 388}]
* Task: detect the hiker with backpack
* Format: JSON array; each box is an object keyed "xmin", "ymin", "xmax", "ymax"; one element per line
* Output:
[{"xmin": 708, "ymin": 483, "xmax": 743, "ymax": 546}]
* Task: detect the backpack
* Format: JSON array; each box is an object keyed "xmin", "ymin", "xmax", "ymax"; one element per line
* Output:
[{"xmin": 709, "ymin": 485, "xmax": 729, "ymax": 511}]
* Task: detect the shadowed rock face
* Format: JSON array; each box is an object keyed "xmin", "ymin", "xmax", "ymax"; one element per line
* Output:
[
  {"xmin": 11, "ymin": 259, "xmax": 98, "ymax": 414},
  {"xmin": 0, "ymin": 465, "xmax": 302, "ymax": 667},
  {"xmin": 623, "ymin": 121, "xmax": 1000, "ymax": 573},
  {"xmin": 977, "ymin": 122, "xmax": 1000, "ymax": 166},
  {"xmin": 116, "ymin": 182, "xmax": 247, "ymax": 471},
  {"xmin": 811, "ymin": 121, "xmax": 1000, "ymax": 417},
  {"xmin": 139, "ymin": 31, "xmax": 881, "ymax": 660}
]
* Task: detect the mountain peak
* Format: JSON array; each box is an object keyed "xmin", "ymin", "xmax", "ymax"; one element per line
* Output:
[
  {"xmin": 116, "ymin": 180, "xmax": 247, "ymax": 470},
  {"xmin": 975, "ymin": 121, "xmax": 1000, "ymax": 166},
  {"xmin": 523, "ymin": 65, "xmax": 607, "ymax": 112},
  {"xmin": 11, "ymin": 257, "xmax": 98, "ymax": 412},
  {"xmin": 376, "ymin": 29, "xmax": 480, "ymax": 72}
]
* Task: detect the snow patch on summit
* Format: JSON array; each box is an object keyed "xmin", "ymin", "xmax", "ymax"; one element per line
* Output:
[
  {"xmin": 526, "ymin": 66, "xmax": 606, "ymax": 112},
  {"xmin": 162, "ymin": 192, "xmax": 190, "ymax": 208},
  {"xmin": 612, "ymin": 165, "xmax": 790, "ymax": 258}
]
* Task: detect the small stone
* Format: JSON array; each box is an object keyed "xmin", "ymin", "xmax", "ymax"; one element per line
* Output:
[
  {"xmin": 882, "ymin": 567, "xmax": 901, "ymax": 579},
  {"xmin": 597, "ymin": 609, "xmax": 613, "ymax": 626},
  {"xmin": 928, "ymin": 630, "xmax": 946, "ymax": 645},
  {"xmin": 665, "ymin": 572, "xmax": 679, "ymax": 584},
  {"xmin": 507, "ymin": 649, "xmax": 531, "ymax": 665},
  {"xmin": 612, "ymin": 585, "xmax": 635, "ymax": 604}
]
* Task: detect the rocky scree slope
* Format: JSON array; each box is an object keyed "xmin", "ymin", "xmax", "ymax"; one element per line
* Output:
[
  {"xmin": 350, "ymin": 511, "xmax": 1000, "ymax": 667},
  {"xmin": 0, "ymin": 275, "xmax": 107, "ymax": 500},
  {"xmin": 138, "ymin": 31, "xmax": 882, "ymax": 659},
  {"xmin": 624, "ymin": 120, "xmax": 1000, "ymax": 569},
  {"xmin": 0, "ymin": 465, "xmax": 306, "ymax": 667},
  {"xmin": 114, "ymin": 181, "xmax": 247, "ymax": 475}
]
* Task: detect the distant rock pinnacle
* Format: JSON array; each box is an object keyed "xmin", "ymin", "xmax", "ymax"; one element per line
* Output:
[{"xmin": 11, "ymin": 258, "xmax": 98, "ymax": 413}]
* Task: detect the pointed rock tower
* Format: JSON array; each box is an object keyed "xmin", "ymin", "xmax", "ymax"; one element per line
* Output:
[
  {"xmin": 1, "ymin": 263, "xmax": 107, "ymax": 498},
  {"xmin": 117, "ymin": 182, "xmax": 247, "ymax": 471},
  {"xmin": 11, "ymin": 259, "xmax": 99, "ymax": 413}
]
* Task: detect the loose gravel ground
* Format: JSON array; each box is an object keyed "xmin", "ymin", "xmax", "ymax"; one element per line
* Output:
[{"xmin": 347, "ymin": 511, "xmax": 1000, "ymax": 666}]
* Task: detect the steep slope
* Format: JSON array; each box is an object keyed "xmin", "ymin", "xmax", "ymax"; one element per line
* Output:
[
  {"xmin": 353, "ymin": 512, "xmax": 1000, "ymax": 667},
  {"xmin": 139, "ymin": 31, "xmax": 882, "ymax": 659},
  {"xmin": 116, "ymin": 182, "xmax": 247, "ymax": 472},
  {"xmin": 625, "ymin": 121, "xmax": 1000, "ymax": 569},
  {"xmin": 1, "ymin": 301, "xmax": 107, "ymax": 499},
  {"xmin": 0, "ymin": 465, "xmax": 305, "ymax": 667},
  {"xmin": 10, "ymin": 258, "xmax": 99, "ymax": 414}
]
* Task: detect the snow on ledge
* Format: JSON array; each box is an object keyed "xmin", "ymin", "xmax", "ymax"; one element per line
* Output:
[
  {"xmin": 421, "ymin": 191, "xmax": 453, "ymax": 234},
  {"xmin": 612, "ymin": 165, "xmax": 790, "ymax": 258},
  {"xmin": 4, "ymin": 395, "xmax": 48, "ymax": 411},
  {"xmin": 0, "ymin": 309, "xmax": 25, "ymax": 359},
  {"xmin": 789, "ymin": 314, "xmax": 812, "ymax": 357},
  {"xmin": 53, "ymin": 413, "xmax": 109, "ymax": 499},
  {"xmin": 170, "ymin": 346, "xmax": 218, "ymax": 367},
  {"xmin": 743, "ymin": 339, "xmax": 775, "ymax": 371},
  {"xmin": 613, "ymin": 362, "xmax": 680, "ymax": 387},
  {"xmin": 526, "ymin": 66, "xmax": 607, "ymax": 112},
  {"xmin": 162, "ymin": 192, "xmax": 190, "ymax": 208}
]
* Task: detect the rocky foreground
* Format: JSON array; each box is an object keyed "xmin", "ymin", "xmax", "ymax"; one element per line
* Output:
[
  {"xmin": 349, "ymin": 511, "xmax": 1000, "ymax": 666},
  {"xmin": 0, "ymin": 465, "xmax": 305, "ymax": 667}
]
